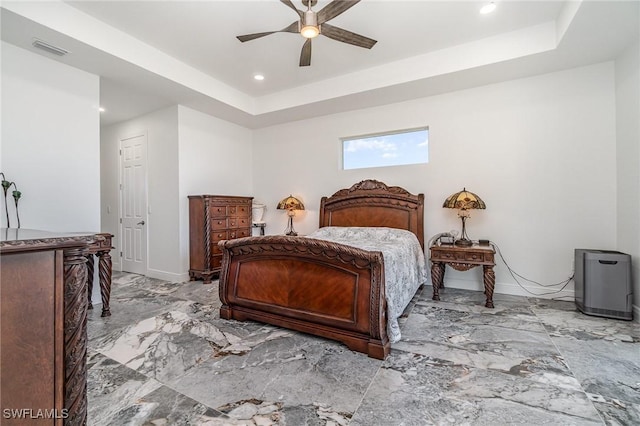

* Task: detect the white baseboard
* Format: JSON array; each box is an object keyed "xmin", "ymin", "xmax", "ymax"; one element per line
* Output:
[
  {"xmin": 111, "ymin": 261, "xmax": 121, "ymax": 272},
  {"xmin": 433, "ymin": 277, "xmax": 575, "ymax": 300},
  {"xmin": 109, "ymin": 262, "xmax": 187, "ymax": 283},
  {"xmin": 435, "ymin": 278, "xmax": 639, "ymax": 321},
  {"xmin": 146, "ymin": 268, "xmax": 189, "ymax": 283}
]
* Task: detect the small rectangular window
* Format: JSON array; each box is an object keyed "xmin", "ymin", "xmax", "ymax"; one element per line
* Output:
[{"xmin": 342, "ymin": 127, "xmax": 429, "ymax": 170}]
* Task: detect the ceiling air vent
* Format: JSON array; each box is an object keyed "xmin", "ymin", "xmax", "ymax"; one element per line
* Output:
[{"xmin": 32, "ymin": 38, "xmax": 69, "ymax": 56}]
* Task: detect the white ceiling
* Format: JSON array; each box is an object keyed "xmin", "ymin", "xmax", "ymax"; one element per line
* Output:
[{"xmin": 1, "ymin": 1, "xmax": 638, "ymax": 128}]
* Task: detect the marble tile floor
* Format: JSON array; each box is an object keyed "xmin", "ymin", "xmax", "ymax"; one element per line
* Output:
[{"xmin": 87, "ymin": 272, "xmax": 640, "ymax": 425}]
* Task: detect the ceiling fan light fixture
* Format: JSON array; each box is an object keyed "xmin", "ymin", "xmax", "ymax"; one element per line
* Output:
[
  {"xmin": 301, "ymin": 9, "xmax": 319, "ymax": 38},
  {"xmin": 300, "ymin": 25, "xmax": 319, "ymax": 38}
]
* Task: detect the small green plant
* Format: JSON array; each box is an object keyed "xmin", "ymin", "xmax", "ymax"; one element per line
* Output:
[{"xmin": 1, "ymin": 172, "xmax": 22, "ymax": 228}]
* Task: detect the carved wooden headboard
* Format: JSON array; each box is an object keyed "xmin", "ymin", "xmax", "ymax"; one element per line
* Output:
[{"xmin": 319, "ymin": 180, "xmax": 425, "ymax": 249}]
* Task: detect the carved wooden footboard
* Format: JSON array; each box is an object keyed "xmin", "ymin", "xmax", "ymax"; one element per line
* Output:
[{"xmin": 219, "ymin": 235, "xmax": 390, "ymax": 359}]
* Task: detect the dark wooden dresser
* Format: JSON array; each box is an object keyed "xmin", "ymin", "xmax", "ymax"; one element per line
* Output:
[
  {"xmin": 188, "ymin": 195, "xmax": 252, "ymax": 283},
  {"xmin": 0, "ymin": 229, "xmax": 102, "ymax": 425}
]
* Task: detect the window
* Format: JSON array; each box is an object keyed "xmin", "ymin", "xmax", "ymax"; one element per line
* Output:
[{"xmin": 342, "ymin": 127, "xmax": 428, "ymax": 170}]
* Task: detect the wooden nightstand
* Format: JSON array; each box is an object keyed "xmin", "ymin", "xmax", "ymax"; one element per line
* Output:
[{"xmin": 430, "ymin": 243, "xmax": 496, "ymax": 307}]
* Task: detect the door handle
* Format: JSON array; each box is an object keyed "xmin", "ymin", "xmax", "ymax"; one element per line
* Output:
[{"xmin": 137, "ymin": 220, "xmax": 145, "ymax": 225}]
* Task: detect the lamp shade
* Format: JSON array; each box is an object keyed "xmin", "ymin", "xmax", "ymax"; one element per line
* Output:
[
  {"xmin": 277, "ymin": 195, "xmax": 305, "ymax": 211},
  {"xmin": 442, "ymin": 188, "xmax": 486, "ymax": 210}
]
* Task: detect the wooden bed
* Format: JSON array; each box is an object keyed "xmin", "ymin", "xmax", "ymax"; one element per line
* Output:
[{"xmin": 218, "ymin": 179, "xmax": 425, "ymax": 359}]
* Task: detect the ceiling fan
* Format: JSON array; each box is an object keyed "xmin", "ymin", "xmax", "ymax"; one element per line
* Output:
[{"xmin": 236, "ymin": 0, "xmax": 377, "ymax": 67}]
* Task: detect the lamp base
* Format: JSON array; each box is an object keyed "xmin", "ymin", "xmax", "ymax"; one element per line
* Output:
[
  {"xmin": 284, "ymin": 215, "xmax": 298, "ymax": 236},
  {"xmin": 455, "ymin": 238, "xmax": 473, "ymax": 247}
]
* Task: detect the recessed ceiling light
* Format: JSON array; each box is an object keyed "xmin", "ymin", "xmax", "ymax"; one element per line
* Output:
[
  {"xmin": 253, "ymin": 74, "xmax": 265, "ymax": 81},
  {"xmin": 98, "ymin": 107, "xmax": 106, "ymax": 112},
  {"xmin": 480, "ymin": 2, "xmax": 496, "ymax": 14}
]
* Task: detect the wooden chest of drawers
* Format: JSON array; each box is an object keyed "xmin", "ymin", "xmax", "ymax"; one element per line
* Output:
[{"xmin": 189, "ymin": 195, "xmax": 253, "ymax": 283}]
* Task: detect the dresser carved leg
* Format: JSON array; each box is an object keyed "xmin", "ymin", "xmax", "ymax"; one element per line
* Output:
[
  {"xmin": 202, "ymin": 271, "xmax": 214, "ymax": 284},
  {"xmin": 97, "ymin": 250, "xmax": 112, "ymax": 317},
  {"xmin": 204, "ymin": 201, "xmax": 211, "ymax": 274},
  {"xmin": 431, "ymin": 262, "xmax": 445, "ymax": 301},
  {"xmin": 483, "ymin": 265, "xmax": 495, "ymax": 308},
  {"xmin": 63, "ymin": 246, "xmax": 89, "ymax": 426},
  {"xmin": 85, "ymin": 254, "xmax": 95, "ymax": 310}
]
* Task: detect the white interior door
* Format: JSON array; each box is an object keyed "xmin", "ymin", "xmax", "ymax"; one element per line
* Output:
[{"xmin": 120, "ymin": 134, "xmax": 147, "ymax": 275}]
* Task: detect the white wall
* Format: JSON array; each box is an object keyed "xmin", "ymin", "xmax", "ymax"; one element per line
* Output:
[
  {"xmin": 1, "ymin": 41, "xmax": 100, "ymax": 232},
  {"xmin": 615, "ymin": 40, "xmax": 640, "ymax": 314},
  {"xmin": 101, "ymin": 106, "xmax": 180, "ymax": 279},
  {"xmin": 177, "ymin": 105, "xmax": 253, "ymax": 274},
  {"xmin": 1, "ymin": 38, "xmax": 631, "ymax": 310},
  {"xmin": 253, "ymin": 62, "xmax": 618, "ymax": 298},
  {"xmin": 101, "ymin": 105, "xmax": 253, "ymax": 281}
]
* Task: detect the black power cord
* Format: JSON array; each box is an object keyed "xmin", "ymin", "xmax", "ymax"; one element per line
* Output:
[
  {"xmin": 490, "ymin": 240, "xmax": 574, "ymax": 299},
  {"xmin": 427, "ymin": 234, "xmax": 575, "ymax": 300}
]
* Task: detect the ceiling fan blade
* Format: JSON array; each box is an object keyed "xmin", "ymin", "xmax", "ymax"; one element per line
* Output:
[
  {"xmin": 321, "ymin": 23, "xmax": 377, "ymax": 49},
  {"xmin": 299, "ymin": 38, "xmax": 312, "ymax": 67},
  {"xmin": 280, "ymin": 0, "xmax": 303, "ymax": 18},
  {"xmin": 237, "ymin": 21, "xmax": 299, "ymax": 43},
  {"xmin": 237, "ymin": 31, "xmax": 278, "ymax": 42},
  {"xmin": 317, "ymin": 0, "xmax": 361, "ymax": 24}
]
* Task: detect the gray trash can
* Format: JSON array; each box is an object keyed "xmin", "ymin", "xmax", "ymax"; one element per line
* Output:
[{"xmin": 574, "ymin": 249, "xmax": 633, "ymax": 320}]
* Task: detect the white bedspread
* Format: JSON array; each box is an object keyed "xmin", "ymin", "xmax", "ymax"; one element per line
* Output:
[{"xmin": 307, "ymin": 226, "xmax": 427, "ymax": 343}]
